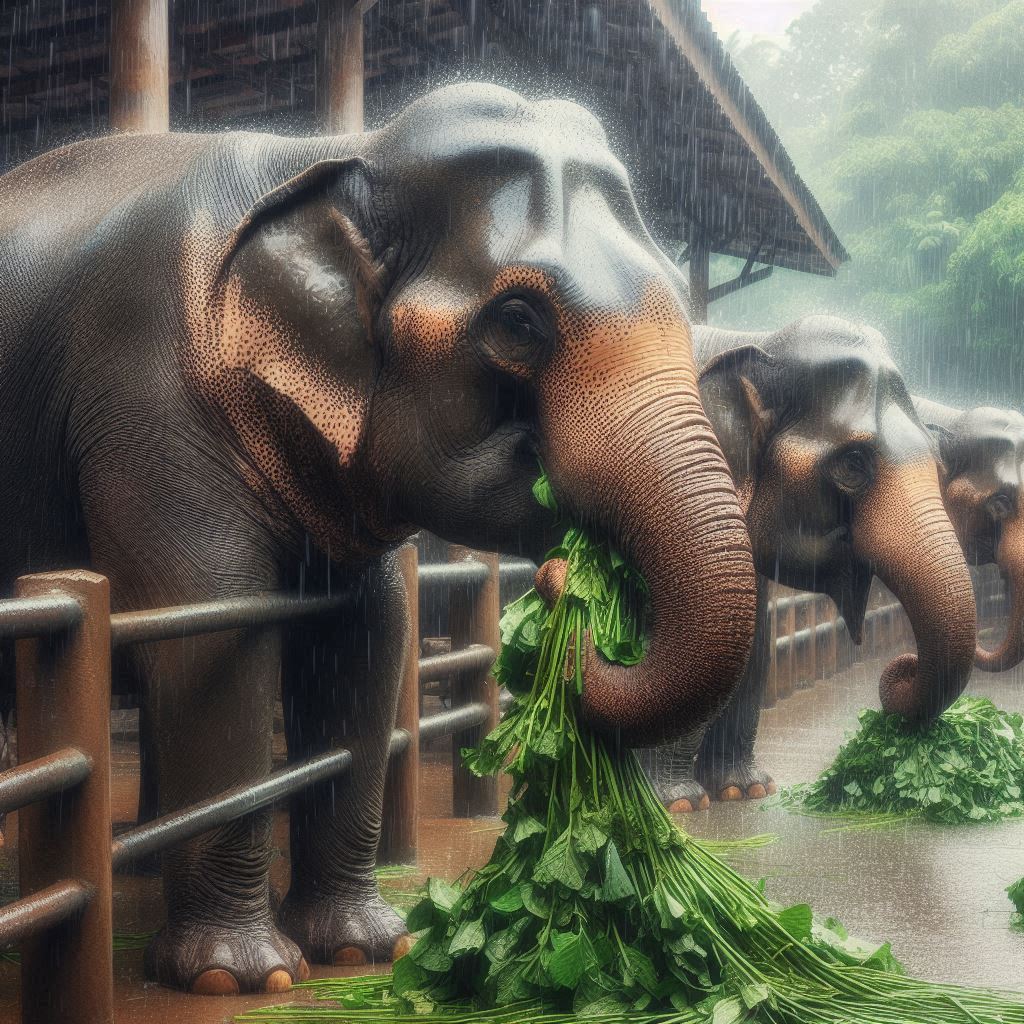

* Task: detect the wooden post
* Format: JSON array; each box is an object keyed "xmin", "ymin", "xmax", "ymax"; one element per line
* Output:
[
  {"xmin": 762, "ymin": 584, "xmax": 779, "ymax": 708},
  {"xmin": 449, "ymin": 548, "xmax": 500, "ymax": 818},
  {"xmin": 688, "ymin": 233, "xmax": 710, "ymax": 324},
  {"xmin": 380, "ymin": 545, "xmax": 420, "ymax": 864},
  {"xmin": 109, "ymin": 0, "xmax": 169, "ymax": 133},
  {"xmin": 778, "ymin": 591, "xmax": 796, "ymax": 700},
  {"xmin": 824, "ymin": 596, "xmax": 838, "ymax": 680},
  {"xmin": 16, "ymin": 572, "xmax": 113, "ymax": 1024},
  {"xmin": 318, "ymin": 0, "xmax": 365, "ymax": 134},
  {"xmin": 799, "ymin": 594, "xmax": 816, "ymax": 688}
]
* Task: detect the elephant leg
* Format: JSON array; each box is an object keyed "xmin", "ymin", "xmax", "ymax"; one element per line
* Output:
[
  {"xmin": 696, "ymin": 576, "xmax": 776, "ymax": 801},
  {"xmin": 636, "ymin": 729, "xmax": 709, "ymax": 813},
  {"xmin": 277, "ymin": 551, "xmax": 411, "ymax": 966},
  {"xmin": 140, "ymin": 625, "xmax": 306, "ymax": 994}
]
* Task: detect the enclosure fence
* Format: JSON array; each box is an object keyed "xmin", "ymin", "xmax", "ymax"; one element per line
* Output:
[{"xmin": 0, "ymin": 545, "xmax": 924, "ymax": 1024}]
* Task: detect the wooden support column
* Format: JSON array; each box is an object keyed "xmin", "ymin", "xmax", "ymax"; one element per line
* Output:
[
  {"xmin": 109, "ymin": 0, "xmax": 169, "ymax": 133},
  {"xmin": 319, "ymin": 0, "xmax": 365, "ymax": 134},
  {"xmin": 17, "ymin": 571, "xmax": 113, "ymax": 1024},
  {"xmin": 688, "ymin": 233, "xmax": 710, "ymax": 325},
  {"xmin": 380, "ymin": 544, "xmax": 420, "ymax": 864}
]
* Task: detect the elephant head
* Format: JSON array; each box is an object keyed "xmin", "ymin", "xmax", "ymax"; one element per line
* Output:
[
  {"xmin": 185, "ymin": 83, "xmax": 757, "ymax": 746},
  {"xmin": 914, "ymin": 398, "xmax": 1024, "ymax": 672},
  {"xmin": 696, "ymin": 316, "xmax": 976, "ymax": 724}
]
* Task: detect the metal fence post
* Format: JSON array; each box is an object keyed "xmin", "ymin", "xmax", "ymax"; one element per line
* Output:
[
  {"xmin": 16, "ymin": 571, "xmax": 112, "ymax": 1024},
  {"xmin": 380, "ymin": 545, "xmax": 420, "ymax": 864},
  {"xmin": 448, "ymin": 548, "xmax": 500, "ymax": 817}
]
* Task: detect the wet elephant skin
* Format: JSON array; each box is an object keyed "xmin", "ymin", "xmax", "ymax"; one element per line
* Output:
[
  {"xmin": 0, "ymin": 84, "xmax": 756, "ymax": 993},
  {"xmin": 914, "ymin": 397, "xmax": 1024, "ymax": 672},
  {"xmin": 641, "ymin": 315, "xmax": 976, "ymax": 812}
]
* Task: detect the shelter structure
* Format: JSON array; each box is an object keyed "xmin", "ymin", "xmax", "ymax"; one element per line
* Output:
[{"xmin": 1, "ymin": 0, "xmax": 846, "ymax": 318}]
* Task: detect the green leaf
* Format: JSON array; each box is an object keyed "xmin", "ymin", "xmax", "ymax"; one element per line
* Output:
[
  {"xmin": 533, "ymin": 830, "xmax": 585, "ymax": 891},
  {"xmin": 600, "ymin": 840, "xmax": 636, "ymax": 901},
  {"xmin": 777, "ymin": 903, "xmax": 813, "ymax": 941},
  {"xmin": 712, "ymin": 995, "xmax": 745, "ymax": 1024},
  {"xmin": 740, "ymin": 981, "xmax": 770, "ymax": 1008},
  {"xmin": 489, "ymin": 887, "xmax": 525, "ymax": 913},
  {"xmin": 448, "ymin": 917, "xmax": 486, "ymax": 956},
  {"xmin": 407, "ymin": 939, "xmax": 453, "ymax": 973},
  {"xmin": 532, "ymin": 473, "xmax": 558, "ymax": 511},
  {"xmin": 512, "ymin": 815, "xmax": 547, "ymax": 843},
  {"xmin": 546, "ymin": 931, "xmax": 589, "ymax": 988},
  {"xmin": 426, "ymin": 876, "xmax": 460, "ymax": 914}
]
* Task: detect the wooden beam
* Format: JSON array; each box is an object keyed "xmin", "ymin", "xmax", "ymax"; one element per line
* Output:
[
  {"xmin": 318, "ymin": 0, "xmax": 365, "ymax": 134},
  {"xmin": 109, "ymin": 0, "xmax": 169, "ymax": 133}
]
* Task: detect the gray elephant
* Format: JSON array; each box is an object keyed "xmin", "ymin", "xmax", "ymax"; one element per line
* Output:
[
  {"xmin": 0, "ymin": 83, "xmax": 757, "ymax": 992},
  {"xmin": 642, "ymin": 315, "xmax": 977, "ymax": 812},
  {"xmin": 914, "ymin": 398, "xmax": 1024, "ymax": 672}
]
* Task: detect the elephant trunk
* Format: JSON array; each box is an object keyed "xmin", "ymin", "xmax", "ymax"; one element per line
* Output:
[
  {"xmin": 852, "ymin": 458, "xmax": 976, "ymax": 724},
  {"xmin": 975, "ymin": 514, "xmax": 1024, "ymax": 671},
  {"xmin": 538, "ymin": 314, "xmax": 757, "ymax": 747}
]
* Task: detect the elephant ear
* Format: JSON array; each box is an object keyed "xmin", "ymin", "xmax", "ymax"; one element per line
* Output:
[
  {"xmin": 216, "ymin": 157, "xmax": 391, "ymax": 331},
  {"xmin": 921, "ymin": 421, "xmax": 962, "ymax": 482},
  {"xmin": 185, "ymin": 157, "xmax": 398, "ymax": 556},
  {"xmin": 699, "ymin": 345, "xmax": 778, "ymax": 487}
]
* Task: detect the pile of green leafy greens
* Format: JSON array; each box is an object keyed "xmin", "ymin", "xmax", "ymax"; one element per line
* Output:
[
  {"xmin": 240, "ymin": 481, "xmax": 1024, "ymax": 1023},
  {"xmin": 1010, "ymin": 878, "xmax": 1024, "ymax": 933},
  {"xmin": 775, "ymin": 696, "xmax": 1024, "ymax": 825}
]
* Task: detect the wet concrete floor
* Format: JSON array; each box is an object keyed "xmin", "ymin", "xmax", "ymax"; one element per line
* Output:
[{"xmin": 0, "ymin": 654, "xmax": 1022, "ymax": 1022}]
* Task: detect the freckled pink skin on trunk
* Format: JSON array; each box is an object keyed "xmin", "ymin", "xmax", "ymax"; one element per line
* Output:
[
  {"xmin": 536, "ymin": 287, "xmax": 758, "ymax": 748},
  {"xmin": 853, "ymin": 458, "xmax": 977, "ymax": 723}
]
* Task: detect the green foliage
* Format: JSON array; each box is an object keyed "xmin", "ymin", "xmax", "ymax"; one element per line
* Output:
[
  {"xmin": 1009, "ymin": 877, "xmax": 1024, "ymax": 931},
  {"xmin": 777, "ymin": 696, "xmax": 1024, "ymax": 824},
  {"xmin": 719, "ymin": 0, "xmax": 1024, "ymax": 395}
]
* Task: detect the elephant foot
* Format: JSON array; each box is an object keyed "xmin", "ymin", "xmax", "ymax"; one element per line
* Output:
[
  {"xmin": 658, "ymin": 778, "xmax": 711, "ymax": 815},
  {"xmin": 279, "ymin": 888, "xmax": 411, "ymax": 966},
  {"xmin": 144, "ymin": 916, "xmax": 308, "ymax": 995},
  {"xmin": 697, "ymin": 759, "xmax": 776, "ymax": 803}
]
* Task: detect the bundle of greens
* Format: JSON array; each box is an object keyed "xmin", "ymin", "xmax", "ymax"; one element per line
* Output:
[
  {"xmin": 775, "ymin": 696, "xmax": 1024, "ymax": 825},
  {"xmin": 240, "ymin": 481, "xmax": 1024, "ymax": 1024},
  {"xmin": 1010, "ymin": 878, "xmax": 1024, "ymax": 933}
]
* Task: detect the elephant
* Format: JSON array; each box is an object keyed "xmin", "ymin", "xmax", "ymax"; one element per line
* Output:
[
  {"xmin": 0, "ymin": 83, "xmax": 757, "ymax": 994},
  {"xmin": 913, "ymin": 397, "xmax": 1024, "ymax": 671},
  {"xmin": 641, "ymin": 315, "xmax": 978, "ymax": 812}
]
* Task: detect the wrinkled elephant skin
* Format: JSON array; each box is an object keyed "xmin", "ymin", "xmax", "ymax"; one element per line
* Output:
[
  {"xmin": 642, "ymin": 315, "xmax": 976, "ymax": 810},
  {"xmin": 0, "ymin": 84, "xmax": 755, "ymax": 993},
  {"xmin": 914, "ymin": 398, "xmax": 1024, "ymax": 672}
]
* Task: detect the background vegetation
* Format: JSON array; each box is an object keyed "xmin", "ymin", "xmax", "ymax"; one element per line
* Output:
[{"xmin": 713, "ymin": 0, "xmax": 1024, "ymax": 407}]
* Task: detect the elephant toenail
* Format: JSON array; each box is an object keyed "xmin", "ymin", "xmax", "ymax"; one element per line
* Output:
[
  {"xmin": 721, "ymin": 786, "xmax": 744, "ymax": 801},
  {"xmin": 297, "ymin": 958, "xmax": 311, "ymax": 982},
  {"xmin": 698, "ymin": 794, "xmax": 711, "ymax": 811},
  {"xmin": 393, "ymin": 935, "xmax": 415, "ymax": 960},
  {"xmin": 264, "ymin": 969, "xmax": 293, "ymax": 993},
  {"xmin": 765, "ymin": 781, "xmax": 778, "ymax": 795},
  {"xmin": 668, "ymin": 799, "xmax": 694, "ymax": 813},
  {"xmin": 333, "ymin": 946, "xmax": 368, "ymax": 966},
  {"xmin": 747, "ymin": 784, "xmax": 768, "ymax": 799},
  {"xmin": 192, "ymin": 969, "xmax": 240, "ymax": 996}
]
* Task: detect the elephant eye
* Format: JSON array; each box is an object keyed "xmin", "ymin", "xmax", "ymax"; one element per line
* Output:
[
  {"xmin": 476, "ymin": 295, "xmax": 554, "ymax": 374},
  {"xmin": 987, "ymin": 493, "xmax": 1014, "ymax": 521},
  {"xmin": 828, "ymin": 445, "xmax": 876, "ymax": 496}
]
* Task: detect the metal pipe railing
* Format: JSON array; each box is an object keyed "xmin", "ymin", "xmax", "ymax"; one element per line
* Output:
[
  {"xmin": 111, "ymin": 748, "xmax": 354, "ymax": 869},
  {"xmin": 0, "ymin": 881, "xmax": 92, "ymax": 950},
  {"xmin": 110, "ymin": 592, "xmax": 353, "ymax": 646},
  {"xmin": 0, "ymin": 595, "xmax": 83, "ymax": 641},
  {"xmin": 418, "ymin": 644, "xmax": 496, "ymax": 684},
  {"xmin": 0, "ymin": 747, "xmax": 91, "ymax": 816}
]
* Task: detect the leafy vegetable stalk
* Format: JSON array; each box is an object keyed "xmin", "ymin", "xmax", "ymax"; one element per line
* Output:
[
  {"xmin": 239, "ymin": 478, "xmax": 1024, "ymax": 1024},
  {"xmin": 776, "ymin": 697, "xmax": 1024, "ymax": 825},
  {"xmin": 1010, "ymin": 878, "xmax": 1024, "ymax": 933}
]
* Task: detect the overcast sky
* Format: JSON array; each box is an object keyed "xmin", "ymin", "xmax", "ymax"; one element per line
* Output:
[{"xmin": 702, "ymin": 0, "xmax": 819, "ymax": 41}]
